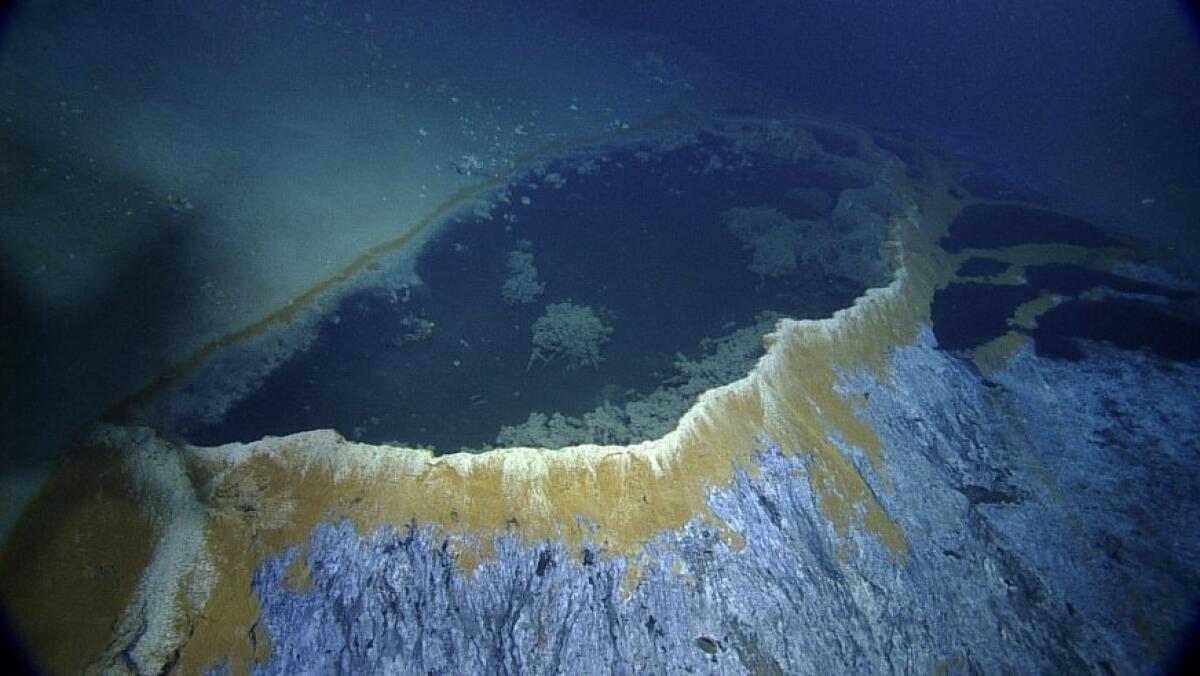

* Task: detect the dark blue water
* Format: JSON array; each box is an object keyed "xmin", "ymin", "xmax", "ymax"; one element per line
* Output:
[
  {"xmin": 931, "ymin": 282, "xmax": 1041, "ymax": 352},
  {"xmin": 189, "ymin": 136, "xmax": 871, "ymax": 451},
  {"xmin": 1033, "ymin": 300, "xmax": 1200, "ymax": 362},
  {"xmin": 545, "ymin": 1, "xmax": 1200, "ymax": 192},
  {"xmin": 941, "ymin": 204, "xmax": 1123, "ymax": 253},
  {"xmin": 932, "ymin": 261, "xmax": 1198, "ymax": 356}
]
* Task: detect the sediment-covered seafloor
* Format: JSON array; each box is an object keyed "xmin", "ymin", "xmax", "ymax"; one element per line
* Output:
[
  {"xmin": 243, "ymin": 333, "xmax": 1200, "ymax": 675},
  {"xmin": 2, "ymin": 115, "xmax": 1198, "ymax": 674}
]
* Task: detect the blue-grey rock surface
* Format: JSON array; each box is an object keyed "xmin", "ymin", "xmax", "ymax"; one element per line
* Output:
[{"xmin": 247, "ymin": 328, "xmax": 1200, "ymax": 674}]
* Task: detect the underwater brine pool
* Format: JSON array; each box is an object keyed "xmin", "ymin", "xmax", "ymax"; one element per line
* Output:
[{"xmin": 136, "ymin": 122, "xmax": 906, "ymax": 453}]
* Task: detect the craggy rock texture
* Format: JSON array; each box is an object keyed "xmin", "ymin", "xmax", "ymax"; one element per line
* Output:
[
  {"xmin": 247, "ymin": 329, "xmax": 1200, "ymax": 674},
  {"xmin": 4, "ymin": 114, "xmax": 1197, "ymax": 675}
]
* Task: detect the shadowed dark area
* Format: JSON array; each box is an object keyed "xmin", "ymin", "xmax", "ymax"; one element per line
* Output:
[
  {"xmin": 926, "ymin": 283, "xmax": 1041, "ymax": 353},
  {"xmin": 941, "ymin": 204, "xmax": 1123, "ymax": 253},
  {"xmin": 0, "ymin": 614, "xmax": 35, "ymax": 676},
  {"xmin": 1164, "ymin": 607, "xmax": 1200, "ymax": 676},
  {"xmin": 1032, "ymin": 300, "xmax": 1200, "ymax": 362},
  {"xmin": 0, "ymin": 126, "xmax": 206, "ymax": 474},
  {"xmin": 930, "ymin": 282, "xmax": 1039, "ymax": 351},
  {"xmin": 934, "ymin": 259, "xmax": 1199, "ymax": 357},
  {"xmin": 1024, "ymin": 263, "xmax": 1194, "ymax": 299},
  {"xmin": 957, "ymin": 172, "xmax": 1051, "ymax": 204}
]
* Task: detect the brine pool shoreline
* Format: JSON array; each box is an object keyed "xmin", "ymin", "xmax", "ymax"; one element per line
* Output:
[
  {"xmin": 109, "ymin": 121, "xmax": 681, "ymax": 439},
  {"xmin": 114, "ymin": 115, "xmax": 873, "ymax": 453},
  {"xmin": 9, "ymin": 107, "xmax": 1200, "ymax": 675},
  {"xmin": 119, "ymin": 111, "xmax": 1200, "ymax": 458},
  {"xmin": 118, "ymin": 113, "xmax": 904, "ymax": 454}
]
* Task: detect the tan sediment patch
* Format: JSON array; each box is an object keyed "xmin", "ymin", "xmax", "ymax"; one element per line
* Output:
[
  {"xmin": 956, "ymin": 244, "xmax": 1135, "ymax": 374},
  {"xmin": 954, "ymin": 243, "xmax": 1101, "ymax": 268},
  {"xmin": 968, "ymin": 293, "xmax": 1063, "ymax": 375},
  {"xmin": 1011, "ymin": 295, "xmax": 1061, "ymax": 330},
  {"xmin": 148, "ymin": 197, "xmax": 951, "ymax": 671},
  {"xmin": 0, "ymin": 445, "xmax": 155, "ymax": 674},
  {"xmin": 932, "ymin": 190, "xmax": 1139, "ymax": 376},
  {"xmin": 969, "ymin": 332, "xmax": 1036, "ymax": 376},
  {"xmin": 3, "ymin": 130, "xmax": 987, "ymax": 673}
]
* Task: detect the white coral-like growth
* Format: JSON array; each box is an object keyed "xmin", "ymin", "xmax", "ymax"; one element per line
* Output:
[
  {"xmin": 501, "ymin": 247, "xmax": 545, "ymax": 305},
  {"xmin": 721, "ymin": 203, "xmax": 881, "ymax": 281},
  {"xmin": 721, "ymin": 205, "xmax": 811, "ymax": 277},
  {"xmin": 497, "ymin": 312, "xmax": 780, "ymax": 449},
  {"xmin": 529, "ymin": 302, "xmax": 613, "ymax": 371}
]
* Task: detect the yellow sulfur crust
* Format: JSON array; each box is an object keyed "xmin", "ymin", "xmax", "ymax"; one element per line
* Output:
[{"xmin": 0, "ymin": 126, "xmax": 1136, "ymax": 674}]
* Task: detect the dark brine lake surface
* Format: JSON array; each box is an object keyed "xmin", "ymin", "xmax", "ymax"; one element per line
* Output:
[{"xmin": 185, "ymin": 135, "xmax": 875, "ymax": 452}]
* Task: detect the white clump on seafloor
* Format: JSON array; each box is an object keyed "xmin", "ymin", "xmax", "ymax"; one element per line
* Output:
[
  {"xmin": 721, "ymin": 204, "xmax": 823, "ymax": 278},
  {"xmin": 528, "ymin": 302, "xmax": 613, "ymax": 371},
  {"xmin": 393, "ymin": 314, "xmax": 435, "ymax": 345},
  {"xmin": 501, "ymin": 241, "xmax": 545, "ymax": 305},
  {"xmin": 497, "ymin": 312, "xmax": 781, "ymax": 449},
  {"xmin": 721, "ymin": 199, "xmax": 893, "ymax": 286}
]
